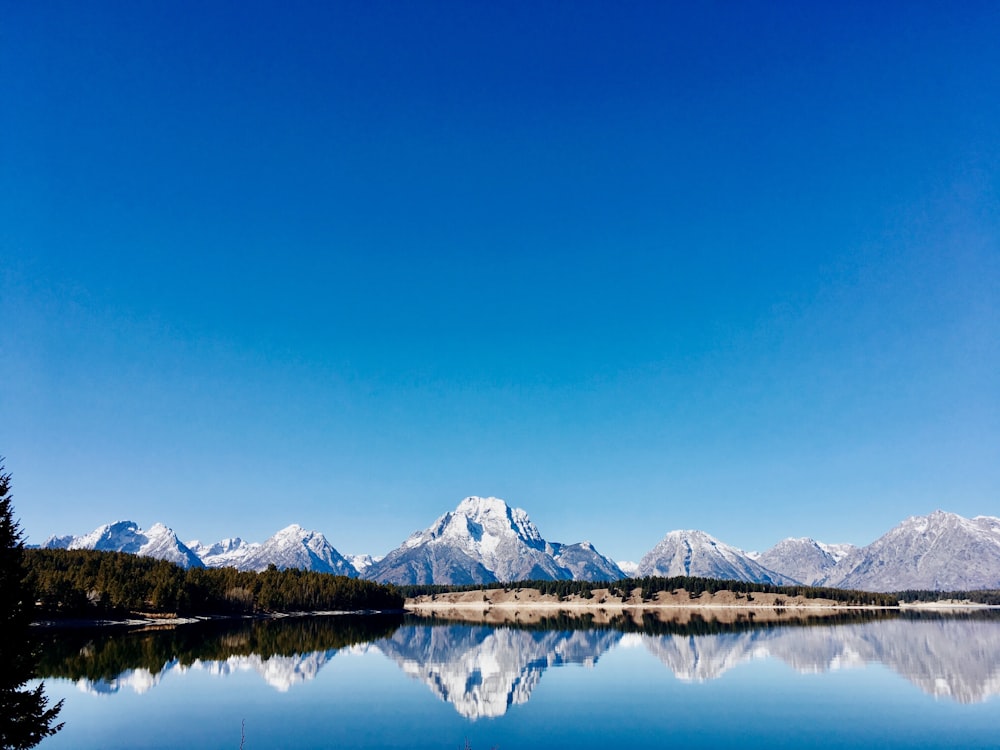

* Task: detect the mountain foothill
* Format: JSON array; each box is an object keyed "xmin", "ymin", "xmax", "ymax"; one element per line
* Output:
[{"xmin": 38, "ymin": 498, "xmax": 1000, "ymax": 593}]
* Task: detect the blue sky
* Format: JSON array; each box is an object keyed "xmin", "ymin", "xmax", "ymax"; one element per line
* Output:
[{"xmin": 2, "ymin": 1, "xmax": 998, "ymax": 561}]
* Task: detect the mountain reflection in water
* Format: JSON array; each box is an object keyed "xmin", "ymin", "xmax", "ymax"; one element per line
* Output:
[
  {"xmin": 34, "ymin": 610, "xmax": 1000, "ymax": 717},
  {"xmin": 640, "ymin": 615, "xmax": 1000, "ymax": 702},
  {"xmin": 375, "ymin": 624, "xmax": 622, "ymax": 718}
]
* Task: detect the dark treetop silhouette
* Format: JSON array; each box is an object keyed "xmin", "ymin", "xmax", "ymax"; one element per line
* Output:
[{"xmin": 0, "ymin": 461, "xmax": 63, "ymax": 749}]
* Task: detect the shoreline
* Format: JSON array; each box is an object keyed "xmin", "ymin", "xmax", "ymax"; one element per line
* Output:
[
  {"xmin": 28, "ymin": 590, "xmax": 999, "ymax": 629},
  {"xmin": 30, "ymin": 609, "xmax": 403, "ymax": 629}
]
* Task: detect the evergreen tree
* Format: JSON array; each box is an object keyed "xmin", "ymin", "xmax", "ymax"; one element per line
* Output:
[{"xmin": 0, "ymin": 462, "xmax": 63, "ymax": 749}]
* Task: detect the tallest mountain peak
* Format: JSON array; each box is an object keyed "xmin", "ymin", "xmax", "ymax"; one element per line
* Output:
[
  {"xmin": 455, "ymin": 496, "xmax": 511, "ymax": 515},
  {"xmin": 449, "ymin": 496, "xmax": 541, "ymax": 546},
  {"xmin": 365, "ymin": 496, "xmax": 623, "ymax": 585}
]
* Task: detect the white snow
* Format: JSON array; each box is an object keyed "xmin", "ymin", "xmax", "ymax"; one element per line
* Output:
[
  {"xmin": 617, "ymin": 560, "xmax": 640, "ymax": 576},
  {"xmin": 637, "ymin": 529, "xmax": 793, "ymax": 584},
  {"xmin": 57, "ymin": 520, "xmax": 203, "ymax": 568}
]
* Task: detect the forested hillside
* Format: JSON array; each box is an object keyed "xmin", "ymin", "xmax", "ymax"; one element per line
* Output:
[{"xmin": 24, "ymin": 548, "xmax": 403, "ymax": 619}]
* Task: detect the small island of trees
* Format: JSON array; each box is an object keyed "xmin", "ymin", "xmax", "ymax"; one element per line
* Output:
[{"xmin": 399, "ymin": 575, "xmax": 900, "ymax": 607}]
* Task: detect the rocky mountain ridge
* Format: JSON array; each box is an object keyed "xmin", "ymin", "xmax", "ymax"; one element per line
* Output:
[
  {"xmin": 189, "ymin": 524, "xmax": 357, "ymax": 577},
  {"xmin": 43, "ymin": 520, "xmax": 204, "ymax": 569},
  {"xmin": 819, "ymin": 510, "xmax": 1000, "ymax": 591},
  {"xmin": 748, "ymin": 537, "xmax": 855, "ymax": 587},
  {"xmin": 636, "ymin": 529, "xmax": 795, "ymax": 585}
]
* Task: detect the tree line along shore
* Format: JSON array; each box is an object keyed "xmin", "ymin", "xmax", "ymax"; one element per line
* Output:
[
  {"xmin": 23, "ymin": 549, "xmax": 1000, "ymax": 624},
  {"xmin": 24, "ymin": 548, "xmax": 404, "ymax": 620}
]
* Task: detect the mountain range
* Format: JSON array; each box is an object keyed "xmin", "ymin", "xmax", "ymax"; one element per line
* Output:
[
  {"xmin": 187, "ymin": 524, "xmax": 357, "ymax": 577},
  {"xmin": 38, "ymin": 500, "xmax": 1000, "ymax": 593}
]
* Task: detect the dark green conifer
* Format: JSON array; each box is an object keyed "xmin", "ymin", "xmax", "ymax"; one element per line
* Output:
[{"xmin": 0, "ymin": 461, "xmax": 64, "ymax": 749}]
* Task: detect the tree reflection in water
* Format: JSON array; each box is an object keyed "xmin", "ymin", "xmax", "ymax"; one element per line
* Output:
[{"xmin": 32, "ymin": 607, "xmax": 1000, "ymax": 719}]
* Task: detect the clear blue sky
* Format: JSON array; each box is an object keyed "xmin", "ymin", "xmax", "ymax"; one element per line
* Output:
[{"xmin": 2, "ymin": 1, "xmax": 998, "ymax": 561}]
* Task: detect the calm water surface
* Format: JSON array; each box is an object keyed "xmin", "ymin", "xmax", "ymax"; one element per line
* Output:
[{"xmin": 31, "ymin": 610, "xmax": 1000, "ymax": 749}]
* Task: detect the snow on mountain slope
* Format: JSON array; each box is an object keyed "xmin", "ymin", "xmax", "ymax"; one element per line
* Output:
[
  {"xmin": 39, "ymin": 534, "xmax": 73, "ymax": 549},
  {"xmin": 39, "ymin": 508, "xmax": 1000, "ymax": 591},
  {"xmin": 636, "ymin": 529, "xmax": 793, "ymax": 585},
  {"xmin": 249, "ymin": 524, "xmax": 357, "ymax": 576},
  {"xmin": 817, "ymin": 542, "xmax": 856, "ymax": 563},
  {"xmin": 754, "ymin": 537, "xmax": 855, "ymax": 586},
  {"xmin": 822, "ymin": 510, "xmax": 1000, "ymax": 592},
  {"xmin": 549, "ymin": 541, "xmax": 624, "ymax": 581},
  {"xmin": 346, "ymin": 554, "xmax": 381, "ymax": 575},
  {"xmin": 49, "ymin": 520, "xmax": 356, "ymax": 576},
  {"xmin": 51, "ymin": 520, "xmax": 204, "ymax": 568},
  {"xmin": 366, "ymin": 496, "xmax": 622, "ymax": 585},
  {"xmin": 187, "ymin": 537, "xmax": 259, "ymax": 568},
  {"xmin": 193, "ymin": 525, "xmax": 357, "ymax": 576},
  {"xmin": 616, "ymin": 560, "xmax": 639, "ymax": 577}
]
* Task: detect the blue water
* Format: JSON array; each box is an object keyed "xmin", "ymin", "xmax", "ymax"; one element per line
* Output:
[{"xmin": 32, "ymin": 612, "xmax": 1000, "ymax": 749}]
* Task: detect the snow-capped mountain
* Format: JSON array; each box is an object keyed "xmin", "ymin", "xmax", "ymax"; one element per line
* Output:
[
  {"xmin": 365, "ymin": 496, "xmax": 624, "ymax": 585},
  {"xmin": 820, "ymin": 511, "xmax": 1000, "ymax": 592},
  {"xmin": 186, "ymin": 537, "xmax": 256, "ymax": 568},
  {"xmin": 44, "ymin": 520, "xmax": 204, "ymax": 569},
  {"xmin": 192, "ymin": 525, "xmax": 358, "ymax": 576},
  {"xmin": 753, "ymin": 537, "xmax": 857, "ymax": 586},
  {"xmin": 817, "ymin": 542, "xmax": 856, "ymax": 563},
  {"xmin": 549, "ymin": 541, "xmax": 623, "ymax": 581},
  {"xmin": 346, "ymin": 554, "xmax": 380, "ymax": 575},
  {"xmin": 636, "ymin": 529, "xmax": 793, "ymax": 585},
  {"xmin": 617, "ymin": 560, "xmax": 640, "ymax": 577},
  {"xmin": 39, "ymin": 534, "xmax": 73, "ymax": 549}
]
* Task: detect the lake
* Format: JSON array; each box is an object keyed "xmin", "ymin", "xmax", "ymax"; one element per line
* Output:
[{"xmin": 30, "ymin": 609, "xmax": 1000, "ymax": 749}]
